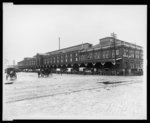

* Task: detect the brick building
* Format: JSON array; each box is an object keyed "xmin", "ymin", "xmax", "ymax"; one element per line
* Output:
[{"xmin": 17, "ymin": 36, "xmax": 143, "ymax": 75}]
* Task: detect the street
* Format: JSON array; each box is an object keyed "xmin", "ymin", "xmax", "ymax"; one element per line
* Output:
[{"xmin": 3, "ymin": 72, "xmax": 146, "ymax": 120}]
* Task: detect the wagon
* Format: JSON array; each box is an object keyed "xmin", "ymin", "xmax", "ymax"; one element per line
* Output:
[{"xmin": 5, "ymin": 65, "xmax": 18, "ymax": 83}]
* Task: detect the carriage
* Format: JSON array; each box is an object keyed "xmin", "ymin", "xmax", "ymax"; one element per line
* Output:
[
  {"xmin": 38, "ymin": 68, "xmax": 52, "ymax": 78},
  {"xmin": 5, "ymin": 66, "xmax": 18, "ymax": 82}
]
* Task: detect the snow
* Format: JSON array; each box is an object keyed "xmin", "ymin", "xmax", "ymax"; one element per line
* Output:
[{"xmin": 3, "ymin": 72, "xmax": 146, "ymax": 120}]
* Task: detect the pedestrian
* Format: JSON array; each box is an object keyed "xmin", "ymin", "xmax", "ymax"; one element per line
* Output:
[{"xmin": 38, "ymin": 71, "xmax": 40, "ymax": 78}]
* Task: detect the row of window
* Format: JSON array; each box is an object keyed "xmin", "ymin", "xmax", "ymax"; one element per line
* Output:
[
  {"xmin": 130, "ymin": 62, "xmax": 143, "ymax": 69},
  {"xmin": 44, "ymin": 57, "xmax": 79, "ymax": 64},
  {"xmin": 80, "ymin": 49, "xmax": 120, "ymax": 61},
  {"xmin": 23, "ymin": 61, "xmax": 36, "ymax": 66},
  {"xmin": 123, "ymin": 49, "xmax": 143, "ymax": 59},
  {"xmin": 43, "ymin": 53, "xmax": 78, "ymax": 65},
  {"xmin": 21, "ymin": 49, "xmax": 143, "ymax": 66},
  {"xmin": 23, "ymin": 56, "xmax": 78, "ymax": 66}
]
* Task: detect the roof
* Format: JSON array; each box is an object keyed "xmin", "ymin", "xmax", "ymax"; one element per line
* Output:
[
  {"xmin": 38, "ymin": 53, "xmax": 49, "ymax": 56},
  {"xmin": 24, "ymin": 57, "xmax": 32, "ymax": 60},
  {"xmin": 46, "ymin": 43, "xmax": 92, "ymax": 55},
  {"xmin": 100, "ymin": 37, "xmax": 142, "ymax": 49},
  {"xmin": 99, "ymin": 37, "xmax": 113, "ymax": 40},
  {"xmin": 81, "ymin": 43, "xmax": 101, "ymax": 52},
  {"xmin": 81, "ymin": 37, "xmax": 143, "ymax": 53},
  {"xmin": 6, "ymin": 65, "xmax": 18, "ymax": 69}
]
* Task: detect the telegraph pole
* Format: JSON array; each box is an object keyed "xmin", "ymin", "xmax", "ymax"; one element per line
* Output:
[
  {"xmin": 135, "ymin": 42, "xmax": 136, "ymax": 57},
  {"xmin": 111, "ymin": 32, "xmax": 117, "ymax": 75},
  {"xmin": 135, "ymin": 42, "xmax": 136, "ymax": 70}
]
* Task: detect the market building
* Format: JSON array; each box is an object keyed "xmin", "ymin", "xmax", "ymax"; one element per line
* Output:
[{"xmin": 17, "ymin": 36, "xmax": 143, "ymax": 75}]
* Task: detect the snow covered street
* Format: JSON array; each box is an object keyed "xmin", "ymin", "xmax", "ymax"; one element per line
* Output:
[{"xmin": 3, "ymin": 72, "xmax": 146, "ymax": 120}]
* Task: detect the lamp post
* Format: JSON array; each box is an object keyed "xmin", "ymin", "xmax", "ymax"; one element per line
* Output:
[{"xmin": 111, "ymin": 32, "xmax": 117, "ymax": 75}]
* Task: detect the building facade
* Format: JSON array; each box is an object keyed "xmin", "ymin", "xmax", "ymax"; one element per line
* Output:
[{"xmin": 17, "ymin": 37, "xmax": 143, "ymax": 75}]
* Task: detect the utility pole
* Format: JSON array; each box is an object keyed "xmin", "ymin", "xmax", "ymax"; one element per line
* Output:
[
  {"xmin": 135, "ymin": 42, "xmax": 136, "ymax": 58},
  {"xmin": 135, "ymin": 42, "xmax": 136, "ymax": 70},
  {"xmin": 111, "ymin": 32, "xmax": 117, "ymax": 75}
]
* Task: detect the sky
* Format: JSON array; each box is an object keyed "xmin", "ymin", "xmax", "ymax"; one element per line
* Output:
[{"xmin": 3, "ymin": 3, "xmax": 147, "ymax": 65}]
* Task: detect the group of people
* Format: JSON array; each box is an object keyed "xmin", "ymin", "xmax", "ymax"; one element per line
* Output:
[{"xmin": 38, "ymin": 69, "xmax": 52, "ymax": 78}]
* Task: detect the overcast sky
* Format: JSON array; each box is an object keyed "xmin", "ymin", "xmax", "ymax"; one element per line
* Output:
[{"xmin": 3, "ymin": 3, "xmax": 147, "ymax": 65}]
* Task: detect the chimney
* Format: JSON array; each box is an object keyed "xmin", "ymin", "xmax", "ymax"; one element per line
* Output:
[{"xmin": 59, "ymin": 37, "xmax": 60, "ymax": 50}]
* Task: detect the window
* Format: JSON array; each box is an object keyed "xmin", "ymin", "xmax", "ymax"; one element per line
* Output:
[
  {"xmin": 135, "ymin": 63, "xmax": 139, "ymax": 68},
  {"xmin": 116, "ymin": 49, "xmax": 119, "ymax": 56},
  {"xmin": 140, "ymin": 63, "xmax": 143, "ymax": 69},
  {"xmin": 70, "ymin": 54, "xmax": 72, "ymax": 57},
  {"xmin": 94, "ymin": 52, "xmax": 100, "ymax": 59},
  {"xmin": 87, "ymin": 52, "xmax": 92, "ymax": 59},
  {"xmin": 57, "ymin": 56, "xmax": 59, "ymax": 63},
  {"xmin": 54, "ymin": 57, "xmax": 55, "ymax": 63},
  {"xmin": 76, "ymin": 53, "xmax": 78, "ymax": 56},
  {"xmin": 44, "ymin": 59, "xmax": 46, "ymax": 64},
  {"xmin": 139, "ymin": 51, "xmax": 143, "ymax": 59},
  {"xmin": 70, "ymin": 58, "xmax": 72, "ymax": 62},
  {"xmin": 76, "ymin": 58, "xmax": 78, "ymax": 61},
  {"xmin": 105, "ymin": 50, "xmax": 109, "ymax": 58},
  {"xmin": 103, "ymin": 51, "xmax": 105, "ymax": 58},
  {"xmin": 105, "ymin": 51, "xmax": 108, "ymax": 58},
  {"xmin": 130, "ymin": 62, "xmax": 134, "ymax": 69},
  {"xmin": 50, "ymin": 58, "xmax": 52, "ymax": 63},
  {"xmin": 129, "ymin": 50, "xmax": 134, "ymax": 58},
  {"xmin": 81, "ymin": 54, "xmax": 85, "ymax": 61},
  {"xmin": 47, "ymin": 59, "xmax": 49, "ymax": 64},
  {"xmin": 94, "ymin": 52, "xmax": 99, "ymax": 59},
  {"xmin": 98, "ymin": 51, "xmax": 101, "ymax": 59},
  {"xmin": 112, "ymin": 50, "xmax": 115, "ymax": 58},
  {"xmin": 123, "ymin": 49, "xmax": 128, "ymax": 57},
  {"xmin": 135, "ymin": 51, "xmax": 139, "ymax": 59},
  {"xmin": 66, "ymin": 59, "xmax": 67, "ymax": 62},
  {"xmin": 61, "ymin": 56, "xmax": 63, "ymax": 62}
]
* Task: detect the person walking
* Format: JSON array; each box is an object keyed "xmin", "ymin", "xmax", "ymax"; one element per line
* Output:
[{"xmin": 38, "ymin": 71, "xmax": 41, "ymax": 78}]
